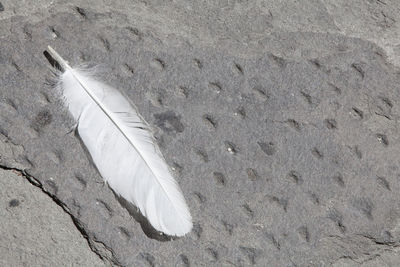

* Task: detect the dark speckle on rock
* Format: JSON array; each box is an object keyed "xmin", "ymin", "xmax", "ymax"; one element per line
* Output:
[
  {"xmin": 32, "ymin": 110, "xmax": 52, "ymax": 132},
  {"xmin": 153, "ymin": 111, "xmax": 184, "ymax": 133},
  {"xmin": 8, "ymin": 199, "xmax": 20, "ymax": 207},
  {"xmin": 258, "ymin": 141, "xmax": 276, "ymax": 156},
  {"xmin": 324, "ymin": 118, "xmax": 337, "ymax": 129},
  {"xmin": 139, "ymin": 252, "xmax": 156, "ymax": 267}
]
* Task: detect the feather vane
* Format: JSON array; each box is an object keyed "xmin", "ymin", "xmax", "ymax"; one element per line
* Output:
[{"xmin": 47, "ymin": 46, "xmax": 192, "ymax": 236}]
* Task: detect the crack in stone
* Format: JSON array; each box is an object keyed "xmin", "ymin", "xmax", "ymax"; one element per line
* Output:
[
  {"xmin": 327, "ymin": 234, "xmax": 400, "ymax": 265},
  {"xmin": 358, "ymin": 234, "xmax": 399, "ymax": 247},
  {"xmin": 0, "ymin": 164, "xmax": 121, "ymax": 267}
]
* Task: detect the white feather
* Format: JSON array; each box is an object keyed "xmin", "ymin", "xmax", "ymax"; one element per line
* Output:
[{"xmin": 49, "ymin": 47, "xmax": 192, "ymax": 236}]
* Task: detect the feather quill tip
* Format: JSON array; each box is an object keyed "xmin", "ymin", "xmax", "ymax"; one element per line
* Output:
[{"xmin": 46, "ymin": 46, "xmax": 193, "ymax": 237}]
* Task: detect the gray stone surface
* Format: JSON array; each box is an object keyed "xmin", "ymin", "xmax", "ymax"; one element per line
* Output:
[
  {"xmin": 0, "ymin": 168, "xmax": 106, "ymax": 266},
  {"xmin": 1, "ymin": 0, "xmax": 400, "ymax": 266}
]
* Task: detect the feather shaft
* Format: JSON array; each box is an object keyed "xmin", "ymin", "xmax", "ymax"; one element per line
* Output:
[
  {"xmin": 46, "ymin": 47, "xmax": 192, "ymax": 236},
  {"xmin": 48, "ymin": 47, "xmax": 155, "ymax": 177}
]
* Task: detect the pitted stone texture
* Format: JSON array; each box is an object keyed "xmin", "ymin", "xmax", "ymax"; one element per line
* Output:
[{"xmin": 1, "ymin": 1, "xmax": 400, "ymax": 266}]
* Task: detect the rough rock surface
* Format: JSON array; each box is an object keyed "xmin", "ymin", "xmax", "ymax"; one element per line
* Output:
[
  {"xmin": 1, "ymin": 0, "xmax": 400, "ymax": 266},
  {"xmin": 0, "ymin": 168, "xmax": 106, "ymax": 266}
]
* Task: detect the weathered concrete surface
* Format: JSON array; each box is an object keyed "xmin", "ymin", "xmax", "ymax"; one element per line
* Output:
[
  {"xmin": 0, "ymin": 168, "xmax": 106, "ymax": 266},
  {"xmin": 1, "ymin": 0, "xmax": 400, "ymax": 266}
]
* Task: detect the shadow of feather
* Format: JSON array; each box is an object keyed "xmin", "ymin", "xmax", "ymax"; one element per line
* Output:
[
  {"xmin": 114, "ymin": 194, "xmax": 178, "ymax": 242},
  {"xmin": 73, "ymin": 129, "xmax": 178, "ymax": 242}
]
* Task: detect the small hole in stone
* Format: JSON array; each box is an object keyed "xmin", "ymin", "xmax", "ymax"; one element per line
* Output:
[
  {"xmin": 376, "ymin": 134, "xmax": 388, "ymax": 146},
  {"xmin": 324, "ymin": 119, "xmax": 337, "ymax": 129}
]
